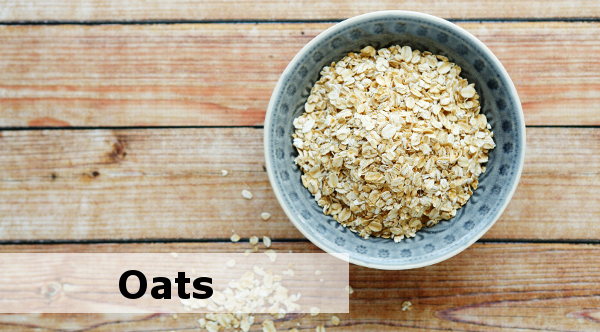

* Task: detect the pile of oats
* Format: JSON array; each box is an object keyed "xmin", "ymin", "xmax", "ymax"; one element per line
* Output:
[
  {"xmin": 292, "ymin": 45, "xmax": 495, "ymax": 242},
  {"xmin": 183, "ymin": 265, "xmax": 300, "ymax": 315},
  {"xmin": 188, "ymin": 264, "xmax": 301, "ymax": 332}
]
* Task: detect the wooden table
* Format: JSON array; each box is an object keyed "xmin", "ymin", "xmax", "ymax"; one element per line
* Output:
[{"xmin": 1, "ymin": 1, "xmax": 599, "ymax": 331}]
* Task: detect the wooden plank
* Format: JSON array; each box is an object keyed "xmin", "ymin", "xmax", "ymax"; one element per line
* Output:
[
  {"xmin": 0, "ymin": 242, "xmax": 598, "ymax": 331},
  {"xmin": 1, "ymin": 22, "xmax": 599, "ymax": 127},
  {"xmin": 0, "ymin": 127, "xmax": 598, "ymax": 241},
  {"xmin": 1, "ymin": 0, "xmax": 599, "ymax": 21}
]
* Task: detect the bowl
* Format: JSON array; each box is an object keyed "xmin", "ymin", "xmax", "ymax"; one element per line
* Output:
[{"xmin": 264, "ymin": 10, "xmax": 525, "ymax": 270}]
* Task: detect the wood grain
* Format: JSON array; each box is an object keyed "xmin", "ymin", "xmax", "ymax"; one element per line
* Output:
[
  {"xmin": 0, "ymin": 127, "xmax": 598, "ymax": 241},
  {"xmin": 0, "ymin": 242, "xmax": 598, "ymax": 331},
  {"xmin": 1, "ymin": 22, "xmax": 599, "ymax": 127},
  {"xmin": 1, "ymin": 0, "xmax": 599, "ymax": 21}
]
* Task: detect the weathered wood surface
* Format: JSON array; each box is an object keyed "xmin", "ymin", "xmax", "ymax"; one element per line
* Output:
[
  {"xmin": 1, "ymin": 0, "xmax": 599, "ymax": 22},
  {"xmin": 1, "ymin": 22, "xmax": 599, "ymax": 127},
  {"xmin": 0, "ymin": 242, "xmax": 598, "ymax": 331},
  {"xmin": 0, "ymin": 127, "xmax": 597, "ymax": 241},
  {"xmin": 0, "ymin": 1, "xmax": 597, "ymax": 331}
]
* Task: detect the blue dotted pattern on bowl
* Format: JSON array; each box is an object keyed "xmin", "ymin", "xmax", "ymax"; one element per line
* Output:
[{"xmin": 266, "ymin": 14, "xmax": 524, "ymax": 268}]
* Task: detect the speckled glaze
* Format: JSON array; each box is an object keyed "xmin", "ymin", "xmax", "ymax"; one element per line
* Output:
[{"xmin": 264, "ymin": 11, "xmax": 525, "ymax": 270}]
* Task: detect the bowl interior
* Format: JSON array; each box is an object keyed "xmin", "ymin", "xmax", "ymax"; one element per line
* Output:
[{"xmin": 265, "ymin": 12, "xmax": 524, "ymax": 269}]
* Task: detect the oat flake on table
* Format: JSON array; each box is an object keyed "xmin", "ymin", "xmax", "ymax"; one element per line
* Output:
[{"xmin": 292, "ymin": 45, "xmax": 495, "ymax": 243}]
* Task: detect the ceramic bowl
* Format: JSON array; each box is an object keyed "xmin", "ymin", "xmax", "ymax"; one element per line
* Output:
[{"xmin": 264, "ymin": 10, "xmax": 525, "ymax": 270}]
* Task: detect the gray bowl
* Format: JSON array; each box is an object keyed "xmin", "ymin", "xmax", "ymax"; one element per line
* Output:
[{"xmin": 264, "ymin": 11, "xmax": 525, "ymax": 270}]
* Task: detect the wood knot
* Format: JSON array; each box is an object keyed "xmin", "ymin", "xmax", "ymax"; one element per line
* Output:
[
  {"xmin": 110, "ymin": 140, "xmax": 127, "ymax": 162},
  {"xmin": 42, "ymin": 282, "xmax": 62, "ymax": 299},
  {"xmin": 568, "ymin": 309, "xmax": 600, "ymax": 323}
]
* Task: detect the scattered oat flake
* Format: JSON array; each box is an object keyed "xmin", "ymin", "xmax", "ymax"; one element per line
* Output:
[
  {"xmin": 205, "ymin": 321, "xmax": 220, "ymax": 332},
  {"xmin": 265, "ymin": 249, "xmax": 276, "ymax": 262},
  {"xmin": 282, "ymin": 269, "xmax": 295, "ymax": 277},
  {"xmin": 262, "ymin": 319, "xmax": 277, "ymax": 332},
  {"xmin": 310, "ymin": 307, "xmax": 320, "ymax": 316},
  {"xmin": 249, "ymin": 236, "xmax": 260, "ymax": 245},
  {"xmin": 170, "ymin": 252, "xmax": 178, "ymax": 258},
  {"xmin": 221, "ymin": 170, "xmax": 228, "ymax": 176},
  {"xmin": 226, "ymin": 259, "xmax": 236, "ymax": 268},
  {"xmin": 231, "ymin": 234, "xmax": 241, "ymax": 242},
  {"xmin": 172, "ymin": 314, "xmax": 178, "ymax": 320},
  {"xmin": 290, "ymin": 329, "xmax": 299, "ymax": 332},
  {"xmin": 198, "ymin": 318, "xmax": 206, "ymax": 328},
  {"xmin": 244, "ymin": 249, "xmax": 252, "ymax": 256},
  {"xmin": 402, "ymin": 300, "xmax": 413, "ymax": 311},
  {"xmin": 253, "ymin": 245, "xmax": 259, "ymax": 252},
  {"xmin": 253, "ymin": 265, "xmax": 265, "ymax": 275},
  {"xmin": 316, "ymin": 325, "xmax": 326, "ymax": 332},
  {"xmin": 315, "ymin": 270, "xmax": 322, "ymax": 276},
  {"xmin": 346, "ymin": 285, "xmax": 354, "ymax": 294},
  {"xmin": 242, "ymin": 190, "xmax": 253, "ymax": 200},
  {"xmin": 331, "ymin": 315, "xmax": 340, "ymax": 326},
  {"xmin": 261, "ymin": 212, "xmax": 271, "ymax": 220},
  {"xmin": 263, "ymin": 236, "xmax": 272, "ymax": 248}
]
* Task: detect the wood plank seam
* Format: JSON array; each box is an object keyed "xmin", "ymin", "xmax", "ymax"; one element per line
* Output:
[
  {"xmin": 2, "ymin": 17, "xmax": 600, "ymax": 25},
  {"xmin": 1, "ymin": 238, "xmax": 600, "ymax": 245},
  {"xmin": 2, "ymin": 0, "xmax": 600, "ymax": 21},
  {"xmin": 5, "ymin": 124, "xmax": 600, "ymax": 131}
]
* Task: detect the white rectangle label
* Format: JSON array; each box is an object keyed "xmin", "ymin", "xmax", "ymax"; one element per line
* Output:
[{"xmin": 0, "ymin": 253, "xmax": 349, "ymax": 314}]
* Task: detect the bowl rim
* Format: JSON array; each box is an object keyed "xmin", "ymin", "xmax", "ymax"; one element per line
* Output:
[{"xmin": 264, "ymin": 10, "xmax": 526, "ymax": 270}]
